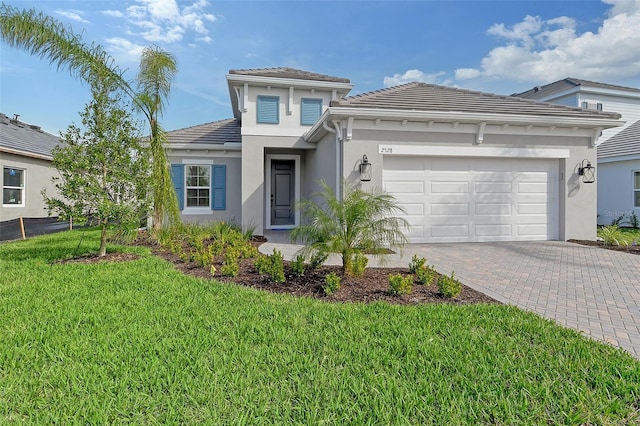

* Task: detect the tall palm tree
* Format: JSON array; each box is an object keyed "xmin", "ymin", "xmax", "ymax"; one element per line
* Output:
[{"xmin": 0, "ymin": 4, "xmax": 179, "ymax": 229}]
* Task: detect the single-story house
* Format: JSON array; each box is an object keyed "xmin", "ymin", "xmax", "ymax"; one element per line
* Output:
[
  {"xmin": 167, "ymin": 68, "xmax": 623, "ymax": 242},
  {"xmin": 513, "ymin": 78, "xmax": 640, "ymax": 225},
  {"xmin": 0, "ymin": 113, "xmax": 60, "ymax": 223}
]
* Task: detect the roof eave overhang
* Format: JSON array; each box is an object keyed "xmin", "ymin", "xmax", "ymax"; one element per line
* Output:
[
  {"xmin": 304, "ymin": 107, "xmax": 624, "ymax": 142},
  {"xmin": 226, "ymin": 74, "xmax": 353, "ymax": 92},
  {"xmin": 167, "ymin": 142, "xmax": 242, "ymax": 151},
  {"xmin": 0, "ymin": 146, "xmax": 53, "ymax": 161}
]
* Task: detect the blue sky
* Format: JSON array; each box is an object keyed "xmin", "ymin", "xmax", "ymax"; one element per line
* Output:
[{"xmin": 1, "ymin": 0, "xmax": 640, "ymax": 135}]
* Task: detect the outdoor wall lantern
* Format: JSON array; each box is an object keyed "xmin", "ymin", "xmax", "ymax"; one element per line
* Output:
[
  {"xmin": 578, "ymin": 159, "xmax": 596, "ymax": 184},
  {"xmin": 359, "ymin": 155, "xmax": 372, "ymax": 182}
]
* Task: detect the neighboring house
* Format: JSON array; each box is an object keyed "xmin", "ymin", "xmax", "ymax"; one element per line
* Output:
[
  {"xmin": 167, "ymin": 68, "xmax": 623, "ymax": 243},
  {"xmin": 513, "ymin": 78, "xmax": 640, "ymax": 225},
  {"xmin": 0, "ymin": 113, "xmax": 60, "ymax": 222}
]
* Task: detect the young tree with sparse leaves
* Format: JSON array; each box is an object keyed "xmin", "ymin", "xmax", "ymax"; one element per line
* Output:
[{"xmin": 43, "ymin": 79, "xmax": 151, "ymax": 256}]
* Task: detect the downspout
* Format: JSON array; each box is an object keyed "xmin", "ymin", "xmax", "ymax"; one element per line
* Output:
[{"xmin": 332, "ymin": 120, "xmax": 344, "ymax": 201}]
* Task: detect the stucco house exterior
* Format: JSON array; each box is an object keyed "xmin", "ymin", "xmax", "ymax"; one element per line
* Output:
[
  {"xmin": 167, "ymin": 68, "xmax": 623, "ymax": 243},
  {"xmin": 514, "ymin": 78, "xmax": 640, "ymax": 225},
  {"xmin": 0, "ymin": 113, "xmax": 60, "ymax": 223}
]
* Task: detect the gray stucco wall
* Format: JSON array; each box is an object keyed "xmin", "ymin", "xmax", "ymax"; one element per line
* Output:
[
  {"xmin": 1, "ymin": 152, "xmax": 59, "ymax": 222},
  {"xmin": 597, "ymin": 159, "xmax": 640, "ymax": 225}
]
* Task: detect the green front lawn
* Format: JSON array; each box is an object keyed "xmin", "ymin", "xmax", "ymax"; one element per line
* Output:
[{"xmin": 1, "ymin": 230, "xmax": 639, "ymax": 424}]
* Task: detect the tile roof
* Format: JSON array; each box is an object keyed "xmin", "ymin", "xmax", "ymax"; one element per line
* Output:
[
  {"xmin": 0, "ymin": 113, "xmax": 60, "ymax": 158},
  {"xmin": 598, "ymin": 119, "xmax": 640, "ymax": 159},
  {"xmin": 513, "ymin": 77, "xmax": 640, "ymax": 99},
  {"xmin": 331, "ymin": 82, "xmax": 621, "ymax": 119},
  {"xmin": 166, "ymin": 119, "xmax": 241, "ymax": 145},
  {"xmin": 228, "ymin": 67, "xmax": 350, "ymax": 83}
]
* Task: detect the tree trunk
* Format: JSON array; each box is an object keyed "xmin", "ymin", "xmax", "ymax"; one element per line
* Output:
[{"xmin": 99, "ymin": 223, "xmax": 108, "ymax": 257}]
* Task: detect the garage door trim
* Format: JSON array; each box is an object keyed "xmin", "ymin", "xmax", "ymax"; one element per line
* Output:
[{"xmin": 378, "ymin": 144, "xmax": 570, "ymax": 158}]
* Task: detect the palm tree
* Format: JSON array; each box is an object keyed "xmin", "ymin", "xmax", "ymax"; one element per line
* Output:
[
  {"xmin": 290, "ymin": 180, "xmax": 409, "ymax": 274},
  {"xmin": 0, "ymin": 4, "xmax": 179, "ymax": 230}
]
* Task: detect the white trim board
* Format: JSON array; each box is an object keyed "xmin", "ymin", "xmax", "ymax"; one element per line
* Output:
[{"xmin": 378, "ymin": 144, "xmax": 570, "ymax": 158}]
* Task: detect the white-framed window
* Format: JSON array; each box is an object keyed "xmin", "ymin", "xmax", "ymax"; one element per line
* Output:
[
  {"xmin": 634, "ymin": 171, "xmax": 640, "ymax": 208},
  {"xmin": 3, "ymin": 167, "xmax": 25, "ymax": 206},
  {"xmin": 186, "ymin": 165, "xmax": 210, "ymax": 208}
]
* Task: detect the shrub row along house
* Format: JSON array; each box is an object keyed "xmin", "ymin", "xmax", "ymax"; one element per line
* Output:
[{"xmin": 165, "ymin": 68, "xmax": 622, "ymax": 242}]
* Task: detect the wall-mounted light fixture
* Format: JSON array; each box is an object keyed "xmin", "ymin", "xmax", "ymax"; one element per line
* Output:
[
  {"xmin": 359, "ymin": 155, "xmax": 372, "ymax": 182},
  {"xmin": 578, "ymin": 159, "xmax": 596, "ymax": 184}
]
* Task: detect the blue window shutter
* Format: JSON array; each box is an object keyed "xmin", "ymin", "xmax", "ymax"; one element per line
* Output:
[
  {"xmin": 211, "ymin": 165, "xmax": 226, "ymax": 210},
  {"xmin": 301, "ymin": 98, "xmax": 322, "ymax": 125},
  {"xmin": 170, "ymin": 164, "xmax": 184, "ymax": 210},
  {"xmin": 257, "ymin": 96, "xmax": 279, "ymax": 124}
]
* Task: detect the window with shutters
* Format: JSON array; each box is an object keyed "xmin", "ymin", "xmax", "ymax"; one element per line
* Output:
[
  {"xmin": 186, "ymin": 165, "xmax": 210, "ymax": 208},
  {"xmin": 257, "ymin": 95, "xmax": 279, "ymax": 124},
  {"xmin": 300, "ymin": 98, "xmax": 322, "ymax": 125}
]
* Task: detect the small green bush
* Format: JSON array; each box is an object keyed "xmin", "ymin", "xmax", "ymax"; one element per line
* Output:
[
  {"xmin": 416, "ymin": 265, "xmax": 437, "ymax": 285},
  {"xmin": 437, "ymin": 271, "xmax": 462, "ymax": 298},
  {"xmin": 388, "ymin": 273, "xmax": 412, "ymax": 296},
  {"xmin": 254, "ymin": 249, "xmax": 285, "ymax": 283},
  {"xmin": 409, "ymin": 254, "xmax": 426, "ymax": 274},
  {"xmin": 291, "ymin": 255, "xmax": 306, "ymax": 277},
  {"xmin": 221, "ymin": 251, "xmax": 239, "ymax": 277},
  {"xmin": 347, "ymin": 253, "xmax": 368, "ymax": 277},
  {"xmin": 597, "ymin": 225, "xmax": 629, "ymax": 246},
  {"xmin": 323, "ymin": 272, "xmax": 341, "ymax": 295},
  {"xmin": 309, "ymin": 251, "xmax": 328, "ymax": 269}
]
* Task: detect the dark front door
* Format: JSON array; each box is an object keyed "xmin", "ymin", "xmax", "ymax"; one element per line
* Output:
[{"xmin": 270, "ymin": 160, "xmax": 295, "ymax": 226}]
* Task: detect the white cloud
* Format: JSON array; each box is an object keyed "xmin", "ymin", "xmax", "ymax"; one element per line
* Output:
[
  {"xmin": 101, "ymin": 10, "xmax": 124, "ymax": 18},
  {"xmin": 383, "ymin": 69, "xmax": 452, "ymax": 87},
  {"xmin": 455, "ymin": 0, "xmax": 640, "ymax": 83},
  {"xmin": 101, "ymin": 0, "xmax": 217, "ymax": 46},
  {"xmin": 55, "ymin": 10, "xmax": 89, "ymax": 23},
  {"xmin": 104, "ymin": 37, "xmax": 145, "ymax": 64}
]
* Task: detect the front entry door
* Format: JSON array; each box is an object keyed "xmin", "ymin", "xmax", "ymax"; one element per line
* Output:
[{"xmin": 270, "ymin": 160, "xmax": 295, "ymax": 226}]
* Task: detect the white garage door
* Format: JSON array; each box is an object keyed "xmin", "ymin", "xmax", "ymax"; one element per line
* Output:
[{"xmin": 383, "ymin": 156, "xmax": 559, "ymax": 243}]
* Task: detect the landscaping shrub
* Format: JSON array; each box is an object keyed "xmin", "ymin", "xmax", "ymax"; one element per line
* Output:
[
  {"xmin": 309, "ymin": 251, "xmax": 328, "ymax": 269},
  {"xmin": 291, "ymin": 255, "xmax": 306, "ymax": 277},
  {"xmin": 597, "ymin": 225, "xmax": 630, "ymax": 246},
  {"xmin": 347, "ymin": 253, "xmax": 368, "ymax": 277},
  {"xmin": 416, "ymin": 265, "xmax": 437, "ymax": 285},
  {"xmin": 388, "ymin": 273, "xmax": 412, "ymax": 296},
  {"xmin": 409, "ymin": 254, "xmax": 427, "ymax": 274},
  {"xmin": 437, "ymin": 271, "xmax": 462, "ymax": 298},
  {"xmin": 221, "ymin": 250, "xmax": 240, "ymax": 277},
  {"xmin": 323, "ymin": 272, "xmax": 341, "ymax": 295},
  {"xmin": 254, "ymin": 249, "xmax": 285, "ymax": 283}
]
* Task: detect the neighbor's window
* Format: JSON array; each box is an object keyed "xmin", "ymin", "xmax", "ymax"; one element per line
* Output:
[
  {"xmin": 186, "ymin": 165, "xmax": 210, "ymax": 207},
  {"xmin": 3, "ymin": 167, "xmax": 25, "ymax": 206},
  {"xmin": 257, "ymin": 95, "xmax": 279, "ymax": 124},
  {"xmin": 300, "ymin": 98, "xmax": 322, "ymax": 125},
  {"xmin": 634, "ymin": 171, "xmax": 640, "ymax": 208}
]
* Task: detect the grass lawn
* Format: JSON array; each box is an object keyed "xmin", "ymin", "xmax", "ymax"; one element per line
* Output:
[{"xmin": 1, "ymin": 230, "xmax": 639, "ymax": 424}]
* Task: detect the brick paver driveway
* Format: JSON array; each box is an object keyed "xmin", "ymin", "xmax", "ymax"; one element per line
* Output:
[{"xmin": 411, "ymin": 241, "xmax": 640, "ymax": 358}]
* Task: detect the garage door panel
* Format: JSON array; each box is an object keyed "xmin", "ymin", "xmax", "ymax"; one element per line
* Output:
[
  {"xmin": 475, "ymin": 182, "xmax": 512, "ymax": 193},
  {"xmin": 431, "ymin": 181, "xmax": 469, "ymax": 194},
  {"xmin": 385, "ymin": 180, "xmax": 425, "ymax": 194},
  {"xmin": 475, "ymin": 224, "xmax": 512, "ymax": 237},
  {"xmin": 431, "ymin": 225, "xmax": 470, "ymax": 238},
  {"xmin": 475, "ymin": 203, "xmax": 512, "ymax": 215},
  {"xmin": 383, "ymin": 156, "xmax": 559, "ymax": 243}
]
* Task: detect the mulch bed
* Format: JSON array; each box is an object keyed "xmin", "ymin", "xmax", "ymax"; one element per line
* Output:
[
  {"xmin": 568, "ymin": 239, "xmax": 640, "ymax": 255},
  {"xmin": 151, "ymin": 237, "xmax": 498, "ymax": 306}
]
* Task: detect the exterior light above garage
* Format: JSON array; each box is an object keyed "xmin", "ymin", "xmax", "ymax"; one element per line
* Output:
[
  {"xmin": 359, "ymin": 155, "xmax": 372, "ymax": 182},
  {"xmin": 578, "ymin": 159, "xmax": 596, "ymax": 183}
]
